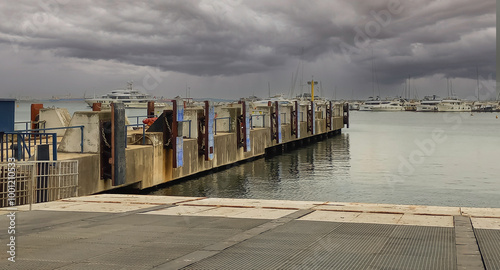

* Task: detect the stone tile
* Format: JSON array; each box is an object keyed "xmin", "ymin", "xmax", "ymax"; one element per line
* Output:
[
  {"xmin": 179, "ymin": 197, "xmax": 324, "ymax": 209},
  {"xmin": 61, "ymin": 194, "xmax": 202, "ymax": 205},
  {"xmin": 471, "ymin": 217, "xmax": 500, "ymax": 230},
  {"xmin": 297, "ymin": 210, "xmax": 361, "ymax": 222},
  {"xmin": 230, "ymin": 208, "xmax": 296, "ymax": 219},
  {"xmin": 398, "ymin": 214, "xmax": 453, "ymax": 227},
  {"xmin": 314, "ymin": 202, "xmax": 460, "ymax": 216},
  {"xmin": 140, "ymin": 205, "xmax": 216, "ymax": 216},
  {"xmin": 351, "ymin": 212, "xmax": 403, "ymax": 225},
  {"xmin": 462, "ymin": 207, "xmax": 500, "ymax": 218}
]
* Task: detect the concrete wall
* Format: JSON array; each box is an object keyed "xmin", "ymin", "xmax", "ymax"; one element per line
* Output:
[
  {"xmin": 214, "ymin": 106, "xmax": 232, "ymax": 133},
  {"xmin": 59, "ymin": 111, "xmax": 112, "ymax": 153},
  {"xmin": 39, "ymin": 108, "xmax": 71, "ymax": 136},
  {"xmin": 182, "ymin": 107, "xmax": 203, "ymax": 139},
  {"xmin": 63, "ymin": 102, "xmax": 346, "ymax": 196}
]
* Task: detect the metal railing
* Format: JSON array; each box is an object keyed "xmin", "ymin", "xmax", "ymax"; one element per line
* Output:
[
  {"xmin": 24, "ymin": 126, "xmax": 83, "ymax": 153},
  {"xmin": 214, "ymin": 117, "xmax": 231, "ymax": 134},
  {"xmin": 14, "ymin": 120, "xmax": 46, "ymax": 131},
  {"xmin": 0, "ymin": 160, "xmax": 78, "ymax": 209},
  {"xmin": 1, "ymin": 132, "xmax": 58, "ymax": 162}
]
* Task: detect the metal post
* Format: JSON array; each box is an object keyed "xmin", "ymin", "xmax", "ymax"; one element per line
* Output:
[
  {"xmin": 0, "ymin": 132, "xmax": 3, "ymax": 162},
  {"xmin": 142, "ymin": 124, "xmax": 146, "ymax": 145},
  {"xmin": 51, "ymin": 133, "xmax": 58, "ymax": 160},
  {"xmin": 147, "ymin": 101, "xmax": 155, "ymax": 118},
  {"xmin": 30, "ymin": 162, "xmax": 36, "ymax": 211},
  {"xmin": 16, "ymin": 134, "xmax": 22, "ymax": 161},
  {"xmin": 80, "ymin": 126, "xmax": 84, "ymax": 153},
  {"xmin": 242, "ymin": 101, "xmax": 248, "ymax": 151}
]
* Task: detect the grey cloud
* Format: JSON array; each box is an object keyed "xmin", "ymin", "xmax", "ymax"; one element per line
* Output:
[{"xmin": 0, "ymin": 0, "xmax": 495, "ymax": 98}]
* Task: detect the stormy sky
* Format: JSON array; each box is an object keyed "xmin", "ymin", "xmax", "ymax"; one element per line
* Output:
[{"xmin": 0, "ymin": 0, "xmax": 496, "ymax": 100}]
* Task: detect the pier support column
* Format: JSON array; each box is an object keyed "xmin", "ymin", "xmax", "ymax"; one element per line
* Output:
[
  {"xmin": 307, "ymin": 101, "xmax": 316, "ymax": 135},
  {"xmin": 204, "ymin": 101, "xmax": 215, "ymax": 160},
  {"xmin": 343, "ymin": 102, "xmax": 349, "ymax": 128},
  {"xmin": 326, "ymin": 101, "xmax": 332, "ymax": 131},
  {"xmin": 270, "ymin": 101, "xmax": 282, "ymax": 144},
  {"xmin": 172, "ymin": 99, "xmax": 184, "ymax": 168},
  {"xmin": 111, "ymin": 103, "xmax": 126, "ymax": 186},
  {"xmin": 291, "ymin": 101, "xmax": 300, "ymax": 139}
]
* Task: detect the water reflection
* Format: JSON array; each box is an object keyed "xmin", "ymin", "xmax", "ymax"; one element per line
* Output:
[
  {"xmin": 150, "ymin": 111, "xmax": 500, "ymax": 208},
  {"xmin": 150, "ymin": 134, "xmax": 352, "ymax": 200}
]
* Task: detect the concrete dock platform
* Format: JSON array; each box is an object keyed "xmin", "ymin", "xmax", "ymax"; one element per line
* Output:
[{"xmin": 1, "ymin": 195, "xmax": 499, "ymax": 269}]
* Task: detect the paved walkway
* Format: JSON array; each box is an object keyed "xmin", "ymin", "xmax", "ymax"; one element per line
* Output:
[{"xmin": 1, "ymin": 195, "xmax": 499, "ymax": 269}]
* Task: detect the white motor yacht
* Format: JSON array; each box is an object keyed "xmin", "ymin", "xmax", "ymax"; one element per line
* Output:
[
  {"xmin": 436, "ymin": 97, "xmax": 471, "ymax": 112},
  {"xmin": 85, "ymin": 82, "xmax": 167, "ymax": 109},
  {"xmin": 359, "ymin": 97, "xmax": 382, "ymax": 111},
  {"xmin": 372, "ymin": 99, "xmax": 405, "ymax": 111},
  {"xmin": 416, "ymin": 95, "xmax": 442, "ymax": 112}
]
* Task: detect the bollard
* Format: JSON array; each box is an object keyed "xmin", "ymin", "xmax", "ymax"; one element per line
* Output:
[
  {"xmin": 147, "ymin": 101, "xmax": 155, "ymax": 117},
  {"xmin": 92, "ymin": 103, "xmax": 101, "ymax": 111},
  {"xmin": 31, "ymin": 103, "xmax": 43, "ymax": 130}
]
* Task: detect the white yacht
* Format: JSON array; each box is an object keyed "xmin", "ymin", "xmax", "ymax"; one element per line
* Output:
[
  {"xmin": 348, "ymin": 102, "xmax": 360, "ymax": 111},
  {"xmin": 252, "ymin": 93, "xmax": 293, "ymax": 106},
  {"xmin": 436, "ymin": 97, "xmax": 471, "ymax": 112},
  {"xmin": 85, "ymin": 82, "xmax": 167, "ymax": 109},
  {"xmin": 372, "ymin": 99, "xmax": 405, "ymax": 111},
  {"xmin": 416, "ymin": 95, "xmax": 442, "ymax": 112},
  {"xmin": 359, "ymin": 97, "xmax": 382, "ymax": 111}
]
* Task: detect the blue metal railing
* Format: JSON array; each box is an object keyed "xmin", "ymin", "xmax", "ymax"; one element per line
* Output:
[
  {"xmin": 1, "ymin": 132, "xmax": 58, "ymax": 162},
  {"xmin": 214, "ymin": 117, "xmax": 231, "ymax": 134},
  {"xmin": 17, "ymin": 126, "xmax": 84, "ymax": 154},
  {"xmin": 125, "ymin": 124, "xmax": 146, "ymax": 146},
  {"xmin": 15, "ymin": 120, "xmax": 46, "ymax": 131}
]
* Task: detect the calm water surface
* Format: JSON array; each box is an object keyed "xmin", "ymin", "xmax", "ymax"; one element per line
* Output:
[{"xmin": 151, "ymin": 111, "xmax": 500, "ymax": 208}]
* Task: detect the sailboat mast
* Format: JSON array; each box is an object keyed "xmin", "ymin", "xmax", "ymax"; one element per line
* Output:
[
  {"xmin": 476, "ymin": 67, "xmax": 480, "ymax": 102},
  {"xmin": 268, "ymin": 82, "xmax": 271, "ymax": 98},
  {"xmin": 371, "ymin": 50, "xmax": 375, "ymax": 98}
]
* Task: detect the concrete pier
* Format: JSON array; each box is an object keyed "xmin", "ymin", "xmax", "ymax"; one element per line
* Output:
[
  {"xmin": 11, "ymin": 101, "xmax": 347, "ymax": 197},
  {"xmin": 1, "ymin": 195, "xmax": 499, "ymax": 269}
]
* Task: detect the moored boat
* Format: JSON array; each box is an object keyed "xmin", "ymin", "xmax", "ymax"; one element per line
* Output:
[
  {"xmin": 436, "ymin": 97, "xmax": 471, "ymax": 112},
  {"xmin": 416, "ymin": 95, "xmax": 442, "ymax": 112},
  {"xmin": 85, "ymin": 82, "xmax": 167, "ymax": 109}
]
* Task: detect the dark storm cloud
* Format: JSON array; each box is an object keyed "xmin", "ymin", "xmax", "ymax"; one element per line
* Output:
[{"xmin": 0, "ymin": 0, "xmax": 495, "ymax": 90}]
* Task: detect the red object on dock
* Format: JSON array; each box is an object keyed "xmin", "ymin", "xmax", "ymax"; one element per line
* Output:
[
  {"xmin": 92, "ymin": 103, "xmax": 102, "ymax": 111},
  {"xmin": 31, "ymin": 104, "xmax": 43, "ymax": 130},
  {"xmin": 142, "ymin": 117, "xmax": 158, "ymax": 126}
]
